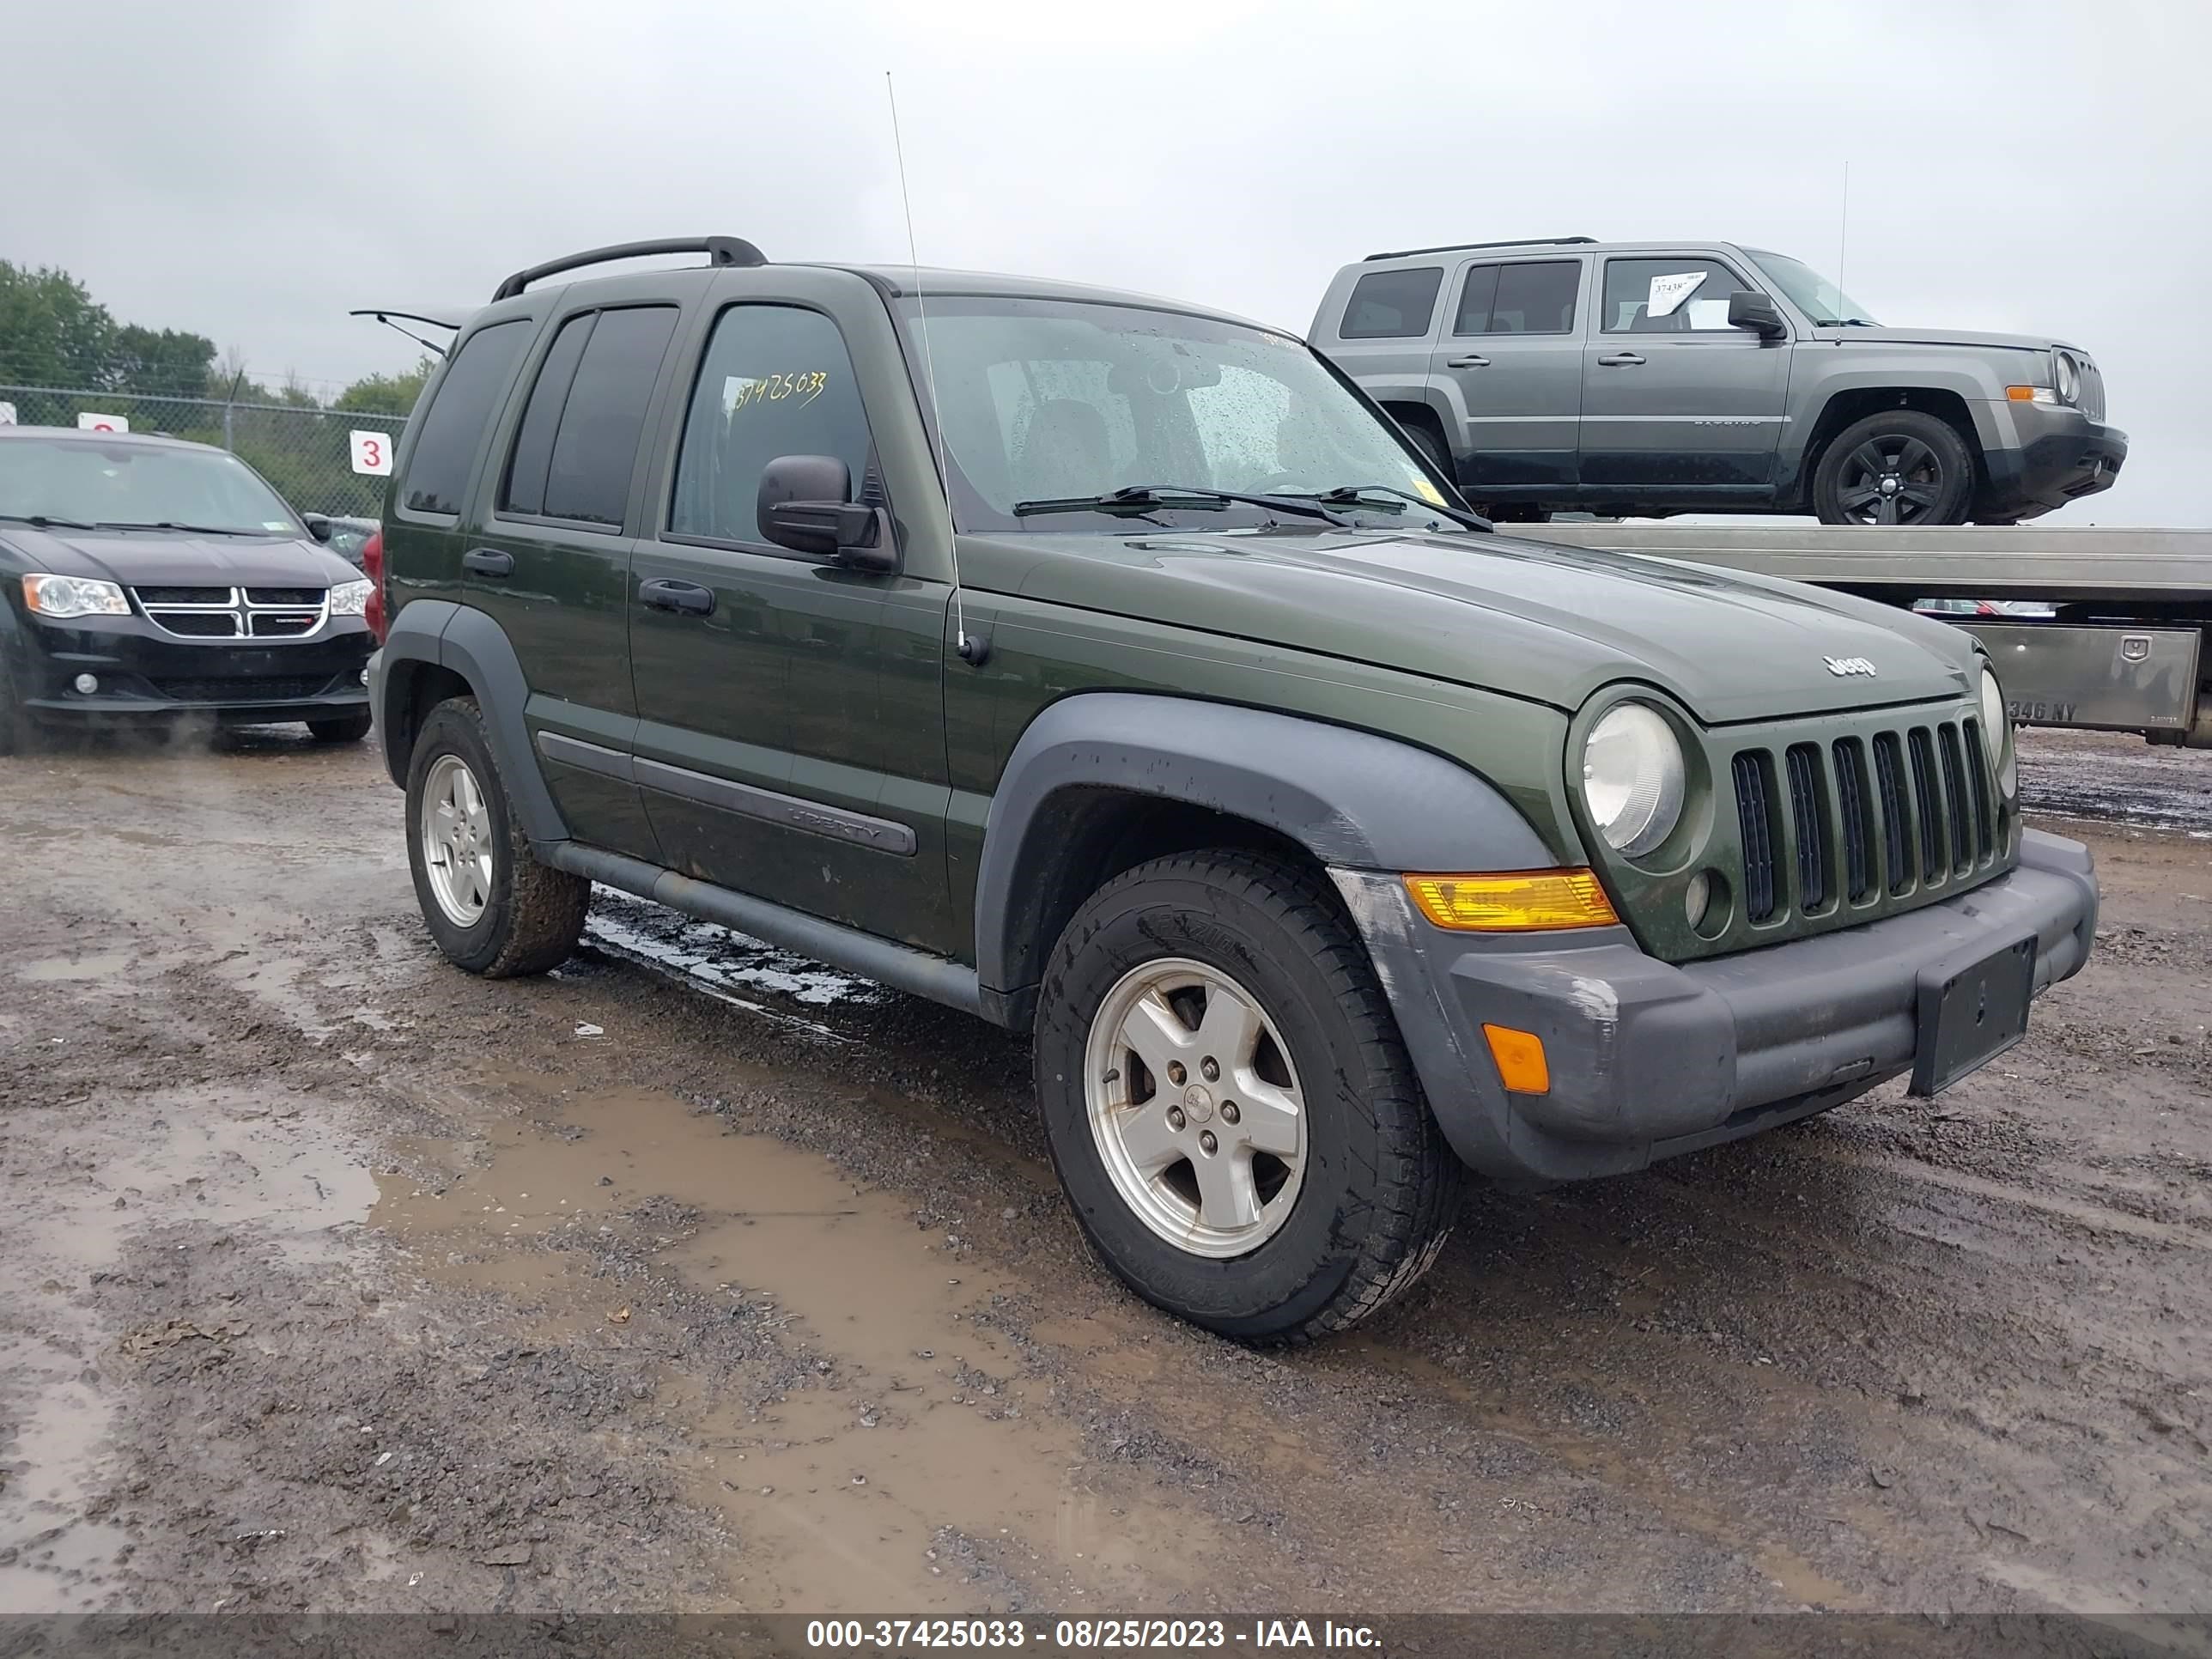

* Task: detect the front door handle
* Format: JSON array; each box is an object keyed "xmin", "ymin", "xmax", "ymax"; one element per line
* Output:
[
  {"xmin": 462, "ymin": 548, "xmax": 514, "ymax": 578},
  {"xmin": 1444, "ymin": 354, "xmax": 1492, "ymax": 368},
  {"xmin": 1596, "ymin": 352, "xmax": 1646, "ymax": 368},
  {"xmin": 639, "ymin": 577, "xmax": 715, "ymax": 617}
]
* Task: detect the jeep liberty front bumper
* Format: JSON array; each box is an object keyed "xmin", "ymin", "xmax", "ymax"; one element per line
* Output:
[{"xmin": 1333, "ymin": 828, "xmax": 2097, "ymax": 1188}]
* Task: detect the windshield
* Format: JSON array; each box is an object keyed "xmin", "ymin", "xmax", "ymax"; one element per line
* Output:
[
  {"xmin": 0, "ymin": 438, "xmax": 302, "ymax": 534},
  {"xmin": 1745, "ymin": 250, "xmax": 1878, "ymax": 327},
  {"xmin": 898, "ymin": 296, "xmax": 1455, "ymax": 532}
]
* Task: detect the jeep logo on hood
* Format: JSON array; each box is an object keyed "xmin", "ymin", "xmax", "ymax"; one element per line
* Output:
[{"xmin": 1824, "ymin": 655, "xmax": 1879, "ymax": 678}]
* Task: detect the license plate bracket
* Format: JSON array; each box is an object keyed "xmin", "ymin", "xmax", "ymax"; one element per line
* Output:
[{"xmin": 1911, "ymin": 933, "xmax": 2038, "ymax": 1097}]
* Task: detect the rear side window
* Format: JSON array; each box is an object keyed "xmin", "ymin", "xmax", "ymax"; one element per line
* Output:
[
  {"xmin": 668, "ymin": 306, "xmax": 874, "ymax": 545},
  {"xmin": 1339, "ymin": 268, "xmax": 1443, "ymax": 340},
  {"xmin": 1455, "ymin": 261, "xmax": 1580, "ymax": 335},
  {"xmin": 540, "ymin": 306, "xmax": 680, "ymax": 526},
  {"xmin": 501, "ymin": 313, "xmax": 595, "ymax": 517},
  {"xmin": 401, "ymin": 320, "xmax": 528, "ymax": 515}
]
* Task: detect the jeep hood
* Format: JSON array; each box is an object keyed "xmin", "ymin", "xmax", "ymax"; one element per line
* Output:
[
  {"xmin": 1813, "ymin": 325, "xmax": 2064, "ymax": 355},
  {"xmin": 0, "ymin": 525, "xmax": 361, "ymax": 588},
  {"xmin": 965, "ymin": 528, "xmax": 1978, "ymax": 723}
]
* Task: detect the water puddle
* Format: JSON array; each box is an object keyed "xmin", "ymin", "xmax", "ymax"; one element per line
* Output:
[{"xmin": 373, "ymin": 1079, "xmax": 1223, "ymax": 1612}]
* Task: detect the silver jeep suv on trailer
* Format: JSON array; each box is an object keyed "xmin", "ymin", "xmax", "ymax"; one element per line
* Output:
[{"xmin": 1316, "ymin": 237, "xmax": 2126, "ymax": 526}]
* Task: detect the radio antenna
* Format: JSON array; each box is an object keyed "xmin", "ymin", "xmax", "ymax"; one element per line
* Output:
[{"xmin": 886, "ymin": 72, "xmax": 974, "ymax": 663}]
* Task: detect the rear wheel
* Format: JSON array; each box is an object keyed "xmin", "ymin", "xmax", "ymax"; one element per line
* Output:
[
  {"xmin": 1813, "ymin": 410, "xmax": 1975, "ymax": 526},
  {"xmin": 404, "ymin": 696, "xmax": 587, "ymax": 976},
  {"xmin": 307, "ymin": 711, "xmax": 374, "ymax": 744},
  {"xmin": 1034, "ymin": 850, "xmax": 1462, "ymax": 1344}
]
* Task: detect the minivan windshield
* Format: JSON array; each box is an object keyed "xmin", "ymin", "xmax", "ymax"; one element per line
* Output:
[
  {"xmin": 899, "ymin": 296, "xmax": 1458, "ymax": 533},
  {"xmin": 1744, "ymin": 250, "xmax": 1879, "ymax": 328},
  {"xmin": 0, "ymin": 437, "xmax": 303, "ymax": 535}
]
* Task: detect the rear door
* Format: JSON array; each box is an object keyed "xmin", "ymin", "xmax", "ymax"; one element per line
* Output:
[
  {"xmin": 627, "ymin": 290, "xmax": 956, "ymax": 952},
  {"xmin": 1429, "ymin": 256, "xmax": 1586, "ymax": 499},
  {"xmin": 466, "ymin": 290, "xmax": 684, "ymax": 860},
  {"xmin": 1578, "ymin": 252, "xmax": 1790, "ymax": 496}
]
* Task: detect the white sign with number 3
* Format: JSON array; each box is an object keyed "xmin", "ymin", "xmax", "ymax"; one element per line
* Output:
[
  {"xmin": 349, "ymin": 429, "xmax": 394, "ymax": 476},
  {"xmin": 78, "ymin": 411, "xmax": 130, "ymax": 433}
]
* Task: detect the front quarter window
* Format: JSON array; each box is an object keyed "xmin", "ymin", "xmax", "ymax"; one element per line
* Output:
[{"xmin": 903, "ymin": 295, "xmax": 1449, "ymax": 533}]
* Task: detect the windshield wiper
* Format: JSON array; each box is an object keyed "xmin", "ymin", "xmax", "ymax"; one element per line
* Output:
[
  {"xmin": 0, "ymin": 512, "xmax": 99, "ymax": 531},
  {"xmin": 1012, "ymin": 484, "xmax": 1352, "ymax": 527},
  {"xmin": 93, "ymin": 520, "xmax": 258, "ymax": 536},
  {"xmin": 1304, "ymin": 485, "xmax": 1492, "ymax": 533}
]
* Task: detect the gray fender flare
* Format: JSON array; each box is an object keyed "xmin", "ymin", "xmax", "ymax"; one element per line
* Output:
[
  {"xmin": 374, "ymin": 599, "xmax": 568, "ymax": 845},
  {"xmin": 974, "ymin": 692, "xmax": 1553, "ymax": 1000}
]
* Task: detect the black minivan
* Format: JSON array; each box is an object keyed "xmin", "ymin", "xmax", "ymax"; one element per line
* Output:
[{"xmin": 0, "ymin": 425, "xmax": 375, "ymax": 750}]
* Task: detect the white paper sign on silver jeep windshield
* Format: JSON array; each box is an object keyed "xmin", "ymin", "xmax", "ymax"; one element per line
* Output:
[{"xmin": 1646, "ymin": 271, "xmax": 1708, "ymax": 319}]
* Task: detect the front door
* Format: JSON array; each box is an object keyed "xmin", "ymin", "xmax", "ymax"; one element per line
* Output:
[
  {"xmin": 1578, "ymin": 253, "xmax": 1790, "ymax": 496},
  {"xmin": 628, "ymin": 301, "xmax": 956, "ymax": 953},
  {"xmin": 465, "ymin": 301, "xmax": 682, "ymax": 861},
  {"xmin": 1428, "ymin": 256, "xmax": 1587, "ymax": 501}
]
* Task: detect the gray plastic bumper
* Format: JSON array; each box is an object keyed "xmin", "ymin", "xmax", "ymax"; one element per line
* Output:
[{"xmin": 1334, "ymin": 828, "xmax": 2098, "ymax": 1188}]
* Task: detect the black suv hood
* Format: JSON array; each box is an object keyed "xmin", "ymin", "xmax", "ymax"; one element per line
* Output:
[{"xmin": 0, "ymin": 525, "xmax": 362, "ymax": 588}]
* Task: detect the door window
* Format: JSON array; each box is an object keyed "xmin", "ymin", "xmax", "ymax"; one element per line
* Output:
[
  {"xmin": 1601, "ymin": 258, "xmax": 1753, "ymax": 334},
  {"xmin": 538, "ymin": 306, "xmax": 680, "ymax": 526},
  {"xmin": 1339, "ymin": 267, "xmax": 1443, "ymax": 339},
  {"xmin": 1453, "ymin": 261, "xmax": 1579, "ymax": 335},
  {"xmin": 669, "ymin": 306, "xmax": 875, "ymax": 544},
  {"xmin": 501, "ymin": 313, "xmax": 595, "ymax": 517},
  {"xmin": 399, "ymin": 319, "xmax": 529, "ymax": 516}
]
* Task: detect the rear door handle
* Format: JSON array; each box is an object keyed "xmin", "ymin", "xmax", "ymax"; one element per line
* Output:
[
  {"xmin": 1596, "ymin": 352, "xmax": 1646, "ymax": 368},
  {"xmin": 461, "ymin": 548, "xmax": 514, "ymax": 578},
  {"xmin": 639, "ymin": 577, "xmax": 715, "ymax": 617},
  {"xmin": 1444, "ymin": 354, "xmax": 1492, "ymax": 368}
]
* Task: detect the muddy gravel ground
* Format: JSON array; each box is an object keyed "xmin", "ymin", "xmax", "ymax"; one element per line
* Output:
[{"xmin": 0, "ymin": 726, "xmax": 2204, "ymax": 1623}]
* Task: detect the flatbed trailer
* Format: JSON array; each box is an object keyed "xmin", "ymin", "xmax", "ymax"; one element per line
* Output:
[{"xmin": 1519, "ymin": 524, "xmax": 2212, "ymax": 747}]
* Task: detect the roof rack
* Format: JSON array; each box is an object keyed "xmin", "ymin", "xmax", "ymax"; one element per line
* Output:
[
  {"xmin": 1363, "ymin": 236, "xmax": 1596, "ymax": 262},
  {"xmin": 491, "ymin": 236, "xmax": 768, "ymax": 302}
]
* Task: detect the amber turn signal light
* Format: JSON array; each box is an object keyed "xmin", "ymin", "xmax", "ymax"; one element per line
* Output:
[
  {"xmin": 1482, "ymin": 1024, "xmax": 1552, "ymax": 1094},
  {"xmin": 1403, "ymin": 869, "xmax": 1620, "ymax": 932}
]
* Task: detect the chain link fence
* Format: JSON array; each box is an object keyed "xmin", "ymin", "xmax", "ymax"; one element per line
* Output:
[{"xmin": 0, "ymin": 384, "xmax": 404, "ymax": 520}]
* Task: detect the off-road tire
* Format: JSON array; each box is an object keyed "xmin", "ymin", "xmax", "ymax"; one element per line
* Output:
[
  {"xmin": 1034, "ymin": 850, "xmax": 1462, "ymax": 1345},
  {"xmin": 307, "ymin": 711, "xmax": 374, "ymax": 744},
  {"xmin": 1812, "ymin": 410, "xmax": 1976, "ymax": 526},
  {"xmin": 404, "ymin": 696, "xmax": 587, "ymax": 977}
]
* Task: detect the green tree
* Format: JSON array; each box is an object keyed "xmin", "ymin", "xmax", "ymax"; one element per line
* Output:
[
  {"xmin": 107, "ymin": 323, "xmax": 217, "ymax": 398},
  {"xmin": 334, "ymin": 357, "xmax": 434, "ymax": 418},
  {"xmin": 0, "ymin": 261, "xmax": 113, "ymax": 386}
]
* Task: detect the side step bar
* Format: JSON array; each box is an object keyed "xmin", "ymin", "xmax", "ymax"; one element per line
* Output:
[{"xmin": 541, "ymin": 842, "xmax": 989, "ymax": 1022}]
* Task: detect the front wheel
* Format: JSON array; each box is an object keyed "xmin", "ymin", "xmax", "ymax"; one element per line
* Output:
[
  {"xmin": 1812, "ymin": 410, "xmax": 1975, "ymax": 526},
  {"xmin": 404, "ymin": 696, "xmax": 587, "ymax": 976},
  {"xmin": 1034, "ymin": 851, "xmax": 1462, "ymax": 1344}
]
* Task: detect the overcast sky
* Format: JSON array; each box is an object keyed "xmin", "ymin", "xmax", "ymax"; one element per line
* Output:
[{"xmin": 11, "ymin": 0, "xmax": 2206, "ymax": 524}]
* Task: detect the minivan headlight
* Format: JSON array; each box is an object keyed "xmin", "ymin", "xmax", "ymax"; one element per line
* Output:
[
  {"xmin": 1582, "ymin": 702, "xmax": 1686, "ymax": 859},
  {"xmin": 21, "ymin": 573, "xmax": 130, "ymax": 618},
  {"xmin": 329, "ymin": 579, "xmax": 374, "ymax": 617}
]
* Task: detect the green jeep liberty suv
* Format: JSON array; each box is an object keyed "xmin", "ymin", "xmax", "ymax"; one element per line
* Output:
[{"xmin": 369, "ymin": 237, "xmax": 2099, "ymax": 1343}]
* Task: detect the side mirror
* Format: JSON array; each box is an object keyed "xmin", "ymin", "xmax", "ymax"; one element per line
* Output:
[
  {"xmin": 757, "ymin": 454, "xmax": 897, "ymax": 573},
  {"xmin": 1728, "ymin": 290, "xmax": 1788, "ymax": 340},
  {"xmin": 302, "ymin": 513, "xmax": 333, "ymax": 543}
]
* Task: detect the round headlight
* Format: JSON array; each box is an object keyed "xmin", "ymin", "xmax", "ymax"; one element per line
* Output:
[
  {"xmin": 1582, "ymin": 702, "xmax": 1686, "ymax": 859},
  {"xmin": 1979, "ymin": 665, "xmax": 2017, "ymax": 793},
  {"xmin": 2054, "ymin": 351, "xmax": 2081, "ymax": 405}
]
